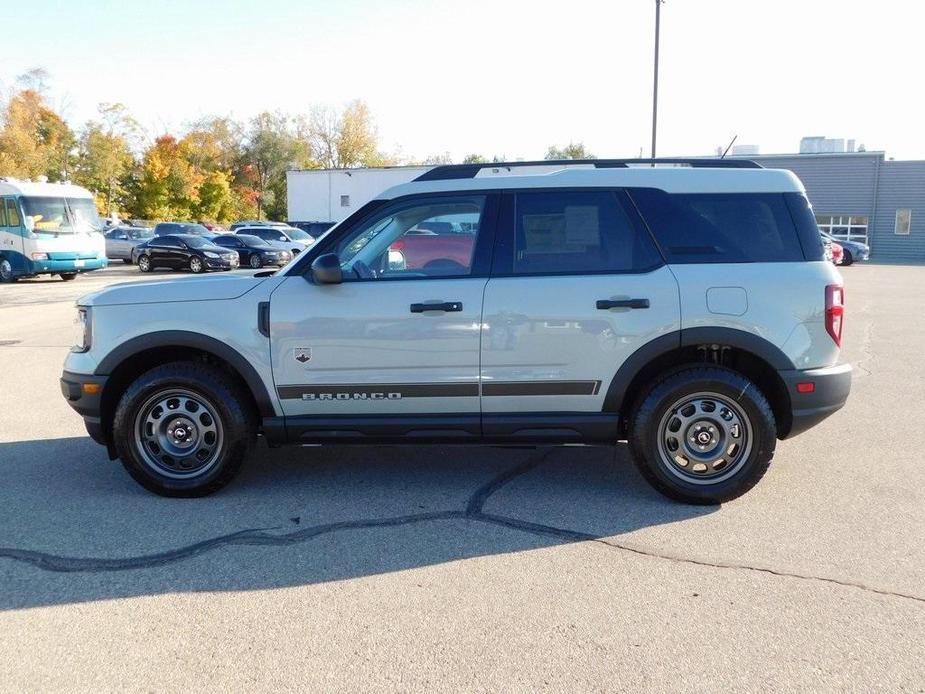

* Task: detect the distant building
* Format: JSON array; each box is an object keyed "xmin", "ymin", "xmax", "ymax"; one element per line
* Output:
[
  {"xmin": 730, "ymin": 144, "xmax": 760, "ymax": 156},
  {"xmin": 732, "ymin": 151, "xmax": 924, "ymax": 262},
  {"xmin": 799, "ymin": 136, "xmax": 858, "ymax": 154}
]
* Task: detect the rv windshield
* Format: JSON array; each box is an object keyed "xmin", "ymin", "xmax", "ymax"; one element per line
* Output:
[{"xmin": 22, "ymin": 197, "xmax": 104, "ymax": 234}]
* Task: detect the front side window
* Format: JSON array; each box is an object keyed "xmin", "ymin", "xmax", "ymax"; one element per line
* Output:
[
  {"xmin": 6, "ymin": 199, "xmax": 22, "ymax": 227},
  {"xmin": 509, "ymin": 190, "xmax": 660, "ymax": 274},
  {"xmin": 334, "ymin": 195, "xmax": 485, "ymax": 280},
  {"xmin": 631, "ymin": 189, "xmax": 804, "ymax": 263},
  {"xmin": 0, "ymin": 201, "xmax": 7, "ymax": 227}
]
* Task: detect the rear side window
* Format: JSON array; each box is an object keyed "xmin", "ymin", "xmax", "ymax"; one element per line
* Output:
[
  {"xmin": 630, "ymin": 189, "xmax": 805, "ymax": 263},
  {"xmin": 784, "ymin": 193, "xmax": 825, "ymax": 261},
  {"xmin": 506, "ymin": 190, "xmax": 661, "ymax": 275}
]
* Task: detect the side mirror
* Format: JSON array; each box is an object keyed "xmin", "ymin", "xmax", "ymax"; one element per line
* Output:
[
  {"xmin": 24, "ymin": 215, "xmax": 35, "ymax": 232},
  {"xmin": 310, "ymin": 253, "xmax": 343, "ymax": 284}
]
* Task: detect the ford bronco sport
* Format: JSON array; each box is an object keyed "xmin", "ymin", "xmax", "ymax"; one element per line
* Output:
[{"xmin": 61, "ymin": 159, "xmax": 851, "ymax": 503}]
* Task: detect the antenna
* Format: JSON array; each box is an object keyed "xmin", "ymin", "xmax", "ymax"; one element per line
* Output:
[{"xmin": 720, "ymin": 134, "xmax": 738, "ymax": 159}]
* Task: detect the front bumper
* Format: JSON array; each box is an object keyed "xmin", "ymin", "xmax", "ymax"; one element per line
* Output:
[
  {"xmin": 204, "ymin": 256, "xmax": 239, "ymax": 269},
  {"xmin": 29, "ymin": 257, "xmax": 108, "ymax": 274},
  {"xmin": 779, "ymin": 363, "xmax": 852, "ymax": 438},
  {"xmin": 60, "ymin": 370, "xmax": 108, "ymax": 445}
]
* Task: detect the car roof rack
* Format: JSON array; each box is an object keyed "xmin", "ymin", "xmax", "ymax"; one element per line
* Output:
[{"xmin": 414, "ymin": 158, "xmax": 762, "ymax": 181}]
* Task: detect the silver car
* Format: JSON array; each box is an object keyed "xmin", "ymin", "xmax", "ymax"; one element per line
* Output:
[{"xmin": 104, "ymin": 226, "xmax": 154, "ymax": 264}]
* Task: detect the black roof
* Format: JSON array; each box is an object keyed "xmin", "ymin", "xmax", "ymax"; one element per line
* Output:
[{"xmin": 415, "ymin": 158, "xmax": 762, "ymax": 181}]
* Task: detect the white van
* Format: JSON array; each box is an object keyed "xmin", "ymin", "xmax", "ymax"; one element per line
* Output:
[{"xmin": 0, "ymin": 178, "xmax": 108, "ymax": 282}]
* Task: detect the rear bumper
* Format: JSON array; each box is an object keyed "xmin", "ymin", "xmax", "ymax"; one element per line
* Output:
[
  {"xmin": 779, "ymin": 363, "xmax": 852, "ymax": 438},
  {"xmin": 60, "ymin": 370, "xmax": 108, "ymax": 445}
]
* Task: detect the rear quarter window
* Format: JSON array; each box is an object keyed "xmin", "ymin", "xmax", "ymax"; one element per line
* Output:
[{"xmin": 629, "ymin": 189, "xmax": 806, "ymax": 263}]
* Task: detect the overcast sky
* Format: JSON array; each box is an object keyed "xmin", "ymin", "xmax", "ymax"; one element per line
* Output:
[{"xmin": 3, "ymin": 0, "xmax": 922, "ymax": 161}]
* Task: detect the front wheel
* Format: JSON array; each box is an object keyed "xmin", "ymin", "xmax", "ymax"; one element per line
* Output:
[
  {"xmin": 841, "ymin": 249, "xmax": 853, "ymax": 266},
  {"xmin": 249, "ymin": 254, "xmax": 263, "ymax": 269},
  {"xmin": 122, "ymin": 258, "xmax": 133, "ymax": 265},
  {"xmin": 137, "ymin": 255, "xmax": 151, "ymax": 272},
  {"xmin": 111, "ymin": 361, "xmax": 256, "ymax": 496},
  {"xmin": 189, "ymin": 256, "xmax": 203, "ymax": 273},
  {"xmin": 60, "ymin": 273, "xmax": 77, "ymax": 281},
  {"xmin": 0, "ymin": 258, "xmax": 17, "ymax": 283},
  {"xmin": 628, "ymin": 367, "xmax": 777, "ymax": 504}
]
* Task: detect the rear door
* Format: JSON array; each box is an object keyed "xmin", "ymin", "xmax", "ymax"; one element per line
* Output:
[
  {"xmin": 480, "ymin": 188, "xmax": 680, "ymax": 437},
  {"xmin": 269, "ymin": 193, "xmax": 498, "ymax": 427}
]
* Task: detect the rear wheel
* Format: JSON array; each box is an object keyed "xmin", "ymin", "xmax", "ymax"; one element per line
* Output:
[
  {"xmin": 0, "ymin": 258, "xmax": 17, "ymax": 283},
  {"xmin": 112, "ymin": 361, "xmax": 256, "ymax": 497},
  {"xmin": 122, "ymin": 258, "xmax": 133, "ymax": 265},
  {"xmin": 60, "ymin": 272, "xmax": 77, "ymax": 281},
  {"xmin": 189, "ymin": 256, "xmax": 203, "ymax": 273},
  {"xmin": 628, "ymin": 366, "xmax": 776, "ymax": 504}
]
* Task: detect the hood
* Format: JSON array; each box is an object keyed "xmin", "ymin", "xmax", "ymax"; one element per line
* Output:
[{"xmin": 78, "ymin": 273, "xmax": 264, "ymax": 307}]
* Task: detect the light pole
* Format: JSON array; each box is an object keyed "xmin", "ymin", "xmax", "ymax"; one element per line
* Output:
[{"xmin": 651, "ymin": 0, "xmax": 664, "ymax": 159}]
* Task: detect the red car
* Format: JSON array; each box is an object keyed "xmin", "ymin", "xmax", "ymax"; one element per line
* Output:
[{"xmin": 389, "ymin": 225, "xmax": 476, "ymax": 274}]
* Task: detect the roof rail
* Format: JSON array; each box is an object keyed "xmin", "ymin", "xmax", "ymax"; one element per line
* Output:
[{"xmin": 414, "ymin": 158, "xmax": 762, "ymax": 181}]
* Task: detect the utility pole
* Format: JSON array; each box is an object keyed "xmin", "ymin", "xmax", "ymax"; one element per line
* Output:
[{"xmin": 651, "ymin": 0, "xmax": 663, "ymax": 159}]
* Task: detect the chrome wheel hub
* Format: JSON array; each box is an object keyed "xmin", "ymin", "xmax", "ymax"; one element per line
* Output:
[
  {"xmin": 134, "ymin": 389, "xmax": 223, "ymax": 479},
  {"xmin": 657, "ymin": 392, "xmax": 752, "ymax": 484}
]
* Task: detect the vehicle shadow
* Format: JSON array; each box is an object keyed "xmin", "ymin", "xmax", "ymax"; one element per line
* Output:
[{"xmin": 0, "ymin": 436, "xmax": 715, "ymax": 611}]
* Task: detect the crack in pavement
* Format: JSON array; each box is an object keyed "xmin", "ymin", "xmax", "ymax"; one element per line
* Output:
[{"xmin": 0, "ymin": 448, "xmax": 922, "ymax": 606}]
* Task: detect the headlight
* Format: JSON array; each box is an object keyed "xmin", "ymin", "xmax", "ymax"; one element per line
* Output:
[
  {"xmin": 72, "ymin": 306, "xmax": 92, "ymax": 353},
  {"xmin": 32, "ymin": 252, "xmax": 49, "ymax": 261},
  {"xmin": 204, "ymin": 251, "xmax": 220, "ymax": 258}
]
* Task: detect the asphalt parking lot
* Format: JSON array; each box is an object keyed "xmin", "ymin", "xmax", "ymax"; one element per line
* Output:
[{"xmin": 1, "ymin": 263, "xmax": 923, "ymax": 691}]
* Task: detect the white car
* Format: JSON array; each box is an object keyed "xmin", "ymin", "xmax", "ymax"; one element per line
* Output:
[
  {"xmin": 61, "ymin": 159, "xmax": 851, "ymax": 503},
  {"xmin": 233, "ymin": 225, "xmax": 310, "ymax": 256}
]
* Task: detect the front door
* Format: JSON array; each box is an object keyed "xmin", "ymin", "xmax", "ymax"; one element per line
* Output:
[
  {"xmin": 480, "ymin": 189, "xmax": 680, "ymax": 435},
  {"xmin": 270, "ymin": 193, "xmax": 498, "ymax": 428},
  {"xmin": 1, "ymin": 198, "xmax": 25, "ymax": 269}
]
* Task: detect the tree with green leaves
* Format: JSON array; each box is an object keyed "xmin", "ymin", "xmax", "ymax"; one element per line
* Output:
[
  {"xmin": 73, "ymin": 103, "xmax": 140, "ymax": 215},
  {"xmin": 545, "ymin": 142, "xmax": 595, "ymax": 160},
  {"xmin": 462, "ymin": 154, "xmax": 487, "ymax": 164}
]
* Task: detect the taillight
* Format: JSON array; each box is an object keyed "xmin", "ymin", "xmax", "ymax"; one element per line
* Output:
[{"xmin": 825, "ymin": 284, "xmax": 844, "ymax": 346}]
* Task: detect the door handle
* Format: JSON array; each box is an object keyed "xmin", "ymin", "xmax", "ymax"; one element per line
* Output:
[
  {"xmin": 596, "ymin": 298, "xmax": 650, "ymax": 310},
  {"xmin": 410, "ymin": 301, "xmax": 463, "ymax": 313}
]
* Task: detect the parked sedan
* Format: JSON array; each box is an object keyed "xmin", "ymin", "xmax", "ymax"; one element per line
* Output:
[
  {"xmin": 104, "ymin": 226, "xmax": 154, "ymax": 263},
  {"xmin": 821, "ymin": 232, "xmax": 869, "ymax": 266},
  {"xmin": 212, "ymin": 234, "xmax": 293, "ymax": 268},
  {"xmin": 134, "ymin": 234, "xmax": 239, "ymax": 273}
]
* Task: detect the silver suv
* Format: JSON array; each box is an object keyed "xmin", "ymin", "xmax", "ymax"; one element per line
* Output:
[{"xmin": 61, "ymin": 159, "xmax": 851, "ymax": 503}]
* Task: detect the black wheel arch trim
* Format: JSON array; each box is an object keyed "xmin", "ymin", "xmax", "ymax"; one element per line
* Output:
[
  {"xmin": 94, "ymin": 331, "xmax": 277, "ymax": 418},
  {"xmin": 603, "ymin": 327, "xmax": 796, "ymax": 413}
]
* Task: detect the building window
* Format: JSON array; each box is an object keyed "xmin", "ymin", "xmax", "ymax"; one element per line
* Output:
[
  {"xmin": 340, "ymin": 195, "xmax": 350, "ymax": 208},
  {"xmin": 895, "ymin": 209, "xmax": 912, "ymax": 235},
  {"xmin": 816, "ymin": 215, "xmax": 869, "ymax": 243}
]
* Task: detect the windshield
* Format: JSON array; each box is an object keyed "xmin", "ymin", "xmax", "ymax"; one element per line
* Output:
[
  {"xmin": 181, "ymin": 224, "xmax": 212, "ymax": 236},
  {"xmin": 286, "ymin": 228, "xmax": 311, "ymax": 241},
  {"xmin": 184, "ymin": 236, "xmax": 215, "ymax": 249},
  {"xmin": 238, "ymin": 234, "xmax": 271, "ymax": 247},
  {"xmin": 22, "ymin": 197, "xmax": 103, "ymax": 234}
]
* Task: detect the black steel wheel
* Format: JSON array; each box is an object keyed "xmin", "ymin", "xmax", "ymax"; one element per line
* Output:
[
  {"xmin": 628, "ymin": 367, "xmax": 777, "ymax": 504},
  {"xmin": 112, "ymin": 361, "xmax": 256, "ymax": 496}
]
